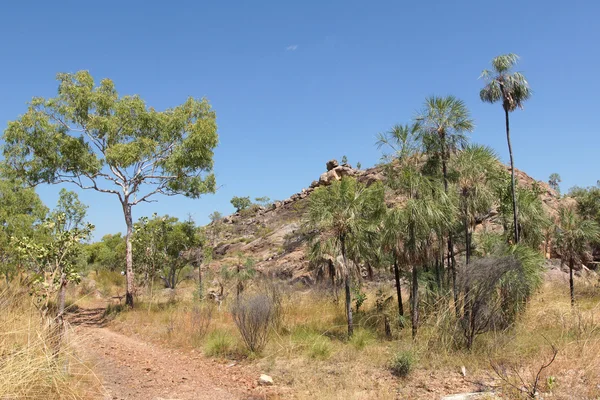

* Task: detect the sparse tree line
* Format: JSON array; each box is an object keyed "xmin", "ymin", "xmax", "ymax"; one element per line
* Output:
[{"xmin": 1, "ymin": 54, "xmax": 599, "ymax": 358}]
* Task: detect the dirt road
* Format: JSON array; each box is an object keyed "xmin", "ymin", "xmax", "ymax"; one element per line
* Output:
[{"xmin": 69, "ymin": 307, "xmax": 267, "ymax": 400}]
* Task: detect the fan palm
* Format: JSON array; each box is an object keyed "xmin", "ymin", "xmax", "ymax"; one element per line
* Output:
[
  {"xmin": 554, "ymin": 206, "xmax": 600, "ymax": 306},
  {"xmin": 383, "ymin": 164, "xmax": 453, "ymax": 339},
  {"xmin": 416, "ymin": 96, "xmax": 474, "ymax": 306},
  {"xmin": 480, "ymin": 53, "xmax": 532, "ymax": 244},
  {"xmin": 306, "ymin": 177, "xmax": 385, "ymax": 336},
  {"xmin": 450, "ymin": 145, "xmax": 501, "ymax": 264}
]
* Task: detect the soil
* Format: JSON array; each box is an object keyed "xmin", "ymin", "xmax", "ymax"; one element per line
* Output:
[{"xmin": 67, "ymin": 305, "xmax": 271, "ymax": 400}]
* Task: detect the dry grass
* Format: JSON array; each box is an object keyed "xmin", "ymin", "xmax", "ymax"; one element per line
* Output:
[
  {"xmin": 0, "ymin": 285, "xmax": 102, "ymax": 399},
  {"xmin": 106, "ymin": 275, "xmax": 600, "ymax": 399}
]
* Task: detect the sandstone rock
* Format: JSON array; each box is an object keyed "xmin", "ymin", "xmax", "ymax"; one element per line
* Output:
[
  {"xmin": 326, "ymin": 159, "xmax": 339, "ymax": 171},
  {"xmin": 258, "ymin": 374, "xmax": 274, "ymax": 386}
]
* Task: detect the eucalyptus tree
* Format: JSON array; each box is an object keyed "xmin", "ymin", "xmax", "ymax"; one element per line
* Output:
[
  {"xmin": 3, "ymin": 71, "xmax": 218, "ymax": 307},
  {"xmin": 554, "ymin": 206, "xmax": 600, "ymax": 306},
  {"xmin": 480, "ymin": 53, "xmax": 532, "ymax": 243},
  {"xmin": 450, "ymin": 145, "xmax": 501, "ymax": 265},
  {"xmin": 133, "ymin": 214, "xmax": 201, "ymax": 289},
  {"xmin": 306, "ymin": 177, "xmax": 385, "ymax": 337}
]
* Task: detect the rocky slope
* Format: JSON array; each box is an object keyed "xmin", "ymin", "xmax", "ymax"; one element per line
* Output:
[{"xmin": 207, "ymin": 159, "xmax": 565, "ymax": 284}]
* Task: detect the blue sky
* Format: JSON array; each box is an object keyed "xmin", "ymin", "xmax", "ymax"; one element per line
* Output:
[{"xmin": 1, "ymin": 0, "xmax": 598, "ymax": 239}]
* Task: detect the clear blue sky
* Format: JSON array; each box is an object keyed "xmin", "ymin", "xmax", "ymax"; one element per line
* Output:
[{"xmin": 1, "ymin": 0, "xmax": 598, "ymax": 239}]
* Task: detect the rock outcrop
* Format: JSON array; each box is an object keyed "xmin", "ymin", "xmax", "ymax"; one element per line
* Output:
[{"xmin": 208, "ymin": 159, "xmax": 566, "ymax": 285}]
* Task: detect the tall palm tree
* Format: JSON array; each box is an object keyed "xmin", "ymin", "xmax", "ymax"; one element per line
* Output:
[
  {"xmin": 416, "ymin": 95, "xmax": 475, "ymax": 308},
  {"xmin": 554, "ymin": 206, "xmax": 600, "ymax": 306},
  {"xmin": 306, "ymin": 177, "xmax": 385, "ymax": 336},
  {"xmin": 480, "ymin": 53, "xmax": 532, "ymax": 244},
  {"xmin": 450, "ymin": 145, "xmax": 501, "ymax": 265}
]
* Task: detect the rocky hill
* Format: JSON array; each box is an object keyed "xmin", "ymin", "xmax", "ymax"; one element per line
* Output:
[{"xmin": 208, "ymin": 159, "xmax": 565, "ymax": 284}]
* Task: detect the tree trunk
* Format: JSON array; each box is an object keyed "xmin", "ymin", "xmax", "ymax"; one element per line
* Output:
[
  {"xmin": 341, "ymin": 236, "xmax": 353, "ymax": 337},
  {"xmin": 442, "ymin": 144, "xmax": 459, "ymax": 316},
  {"xmin": 569, "ymin": 257, "xmax": 575, "ymax": 307},
  {"xmin": 505, "ymin": 107, "xmax": 519, "ymax": 244},
  {"xmin": 393, "ymin": 257, "xmax": 404, "ymax": 320},
  {"xmin": 464, "ymin": 216, "xmax": 471, "ymax": 266},
  {"xmin": 411, "ymin": 265, "xmax": 419, "ymax": 340},
  {"xmin": 55, "ymin": 272, "xmax": 68, "ymax": 355},
  {"xmin": 123, "ymin": 202, "xmax": 135, "ymax": 308}
]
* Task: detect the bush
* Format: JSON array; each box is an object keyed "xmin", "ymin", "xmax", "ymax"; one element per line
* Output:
[
  {"xmin": 204, "ymin": 330, "xmax": 235, "ymax": 357},
  {"xmin": 231, "ymin": 294, "xmax": 274, "ymax": 353},
  {"xmin": 389, "ymin": 351, "xmax": 414, "ymax": 377}
]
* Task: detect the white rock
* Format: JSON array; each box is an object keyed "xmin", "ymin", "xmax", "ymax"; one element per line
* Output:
[{"xmin": 258, "ymin": 374, "xmax": 274, "ymax": 386}]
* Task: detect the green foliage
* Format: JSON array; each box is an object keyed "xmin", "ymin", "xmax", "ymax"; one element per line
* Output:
[
  {"xmin": 341, "ymin": 155, "xmax": 348, "ymax": 164},
  {"xmin": 208, "ymin": 211, "xmax": 223, "ymax": 223},
  {"xmin": 480, "ymin": 54, "xmax": 531, "ymax": 112},
  {"xmin": 13, "ymin": 191, "xmax": 93, "ymax": 315},
  {"xmin": 389, "ymin": 350, "xmax": 414, "ymax": 377},
  {"xmin": 569, "ymin": 185, "xmax": 600, "ymax": 226},
  {"xmin": 3, "ymin": 71, "xmax": 218, "ymax": 199},
  {"xmin": 554, "ymin": 205, "xmax": 600, "ymax": 266},
  {"xmin": 349, "ymin": 328, "xmax": 375, "ymax": 350},
  {"xmin": 352, "ymin": 285, "xmax": 367, "ymax": 313},
  {"xmin": 86, "ymin": 233, "xmax": 126, "ymax": 271},
  {"xmin": 548, "ymin": 173, "xmax": 562, "ymax": 194},
  {"xmin": 230, "ymin": 196, "xmax": 252, "ymax": 212},
  {"xmin": 0, "ymin": 179, "xmax": 48, "ymax": 283},
  {"xmin": 254, "ymin": 196, "xmax": 271, "ymax": 207},
  {"xmin": 133, "ymin": 214, "xmax": 201, "ymax": 289},
  {"xmin": 203, "ymin": 330, "xmax": 236, "ymax": 357}
]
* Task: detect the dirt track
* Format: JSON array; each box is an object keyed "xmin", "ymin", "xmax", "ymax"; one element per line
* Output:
[{"xmin": 68, "ymin": 306, "xmax": 267, "ymax": 400}]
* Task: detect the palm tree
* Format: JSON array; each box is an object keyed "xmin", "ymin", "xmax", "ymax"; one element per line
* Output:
[
  {"xmin": 548, "ymin": 173, "xmax": 562, "ymax": 195},
  {"xmin": 306, "ymin": 177, "xmax": 385, "ymax": 336},
  {"xmin": 383, "ymin": 162, "xmax": 452, "ymax": 339},
  {"xmin": 416, "ymin": 95, "xmax": 475, "ymax": 309},
  {"xmin": 450, "ymin": 145, "xmax": 501, "ymax": 265},
  {"xmin": 554, "ymin": 206, "xmax": 600, "ymax": 306},
  {"xmin": 480, "ymin": 53, "xmax": 532, "ymax": 244}
]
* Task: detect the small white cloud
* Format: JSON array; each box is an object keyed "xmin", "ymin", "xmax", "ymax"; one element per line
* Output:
[{"xmin": 285, "ymin": 45, "xmax": 298, "ymax": 51}]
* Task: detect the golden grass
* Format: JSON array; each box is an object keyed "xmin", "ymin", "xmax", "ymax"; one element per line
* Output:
[
  {"xmin": 105, "ymin": 277, "xmax": 600, "ymax": 399},
  {"xmin": 0, "ymin": 286, "xmax": 102, "ymax": 399}
]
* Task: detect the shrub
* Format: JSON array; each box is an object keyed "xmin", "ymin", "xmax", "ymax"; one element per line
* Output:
[
  {"xmin": 389, "ymin": 351, "xmax": 414, "ymax": 377},
  {"xmin": 204, "ymin": 330, "xmax": 235, "ymax": 357},
  {"xmin": 231, "ymin": 294, "xmax": 274, "ymax": 353}
]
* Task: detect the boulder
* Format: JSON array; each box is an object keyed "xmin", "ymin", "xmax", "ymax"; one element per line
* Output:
[{"xmin": 326, "ymin": 159, "xmax": 339, "ymax": 171}]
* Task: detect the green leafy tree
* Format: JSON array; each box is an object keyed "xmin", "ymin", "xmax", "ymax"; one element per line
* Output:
[
  {"xmin": 254, "ymin": 196, "xmax": 271, "ymax": 207},
  {"xmin": 480, "ymin": 53, "xmax": 532, "ymax": 244},
  {"xmin": 86, "ymin": 233, "xmax": 126, "ymax": 272},
  {"xmin": 0, "ymin": 179, "xmax": 48, "ymax": 285},
  {"xmin": 13, "ymin": 191, "xmax": 93, "ymax": 350},
  {"xmin": 554, "ymin": 206, "xmax": 600, "ymax": 306},
  {"xmin": 306, "ymin": 177, "xmax": 385, "ymax": 337},
  {"xmin": 133, "ymin": 214, "xmax": 201, "ymax": 289},
  {"xmin": 548, "ymin": 173, "xmax": 562, "ymax": 194},
  {"xmin": 3, "ymin": 71, "xmax": 218, "ymax": 307},
  {"xmin": 231, "ymin": 196, "xmax": 252, "ymax": 212}
]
